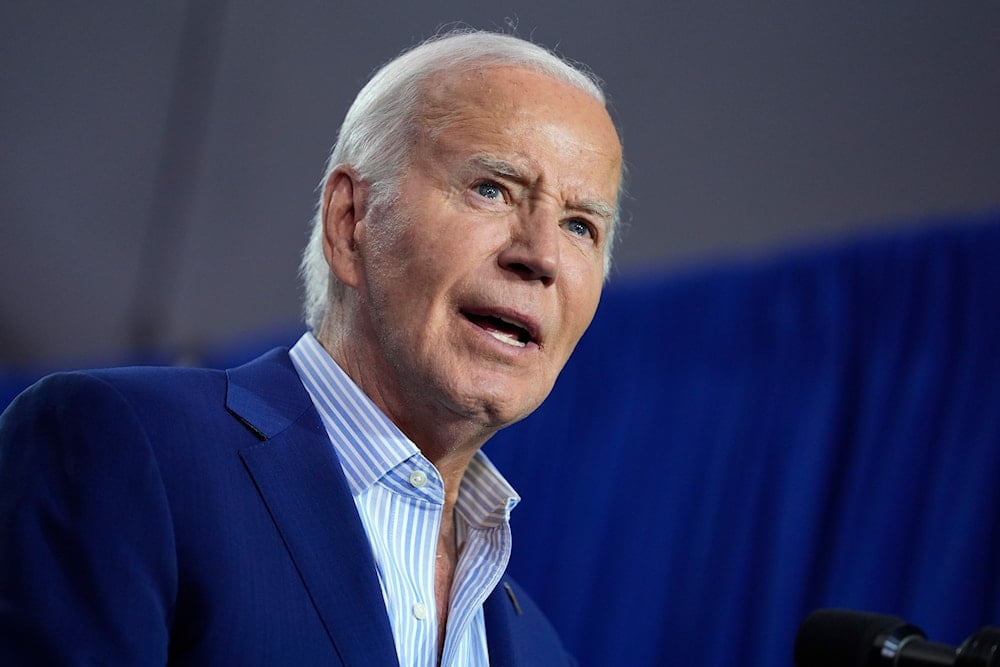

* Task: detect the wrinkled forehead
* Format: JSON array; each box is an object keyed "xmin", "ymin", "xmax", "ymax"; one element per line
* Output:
[
  {"xmin": 410, "ymin": 65, "xmax": 624, "ymax": 249},
  {"xmin": 416, "ymin": 66, "xmax": 622, "ymax": 186},
  {"xmin": 418, "ymin": 64, "xmax": 618, "ymax": 139}
]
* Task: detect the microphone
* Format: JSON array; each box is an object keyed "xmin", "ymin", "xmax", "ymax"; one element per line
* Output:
[{"xmin": 794, "ymin": 608, "xmax": 1000, "ymax": 667}]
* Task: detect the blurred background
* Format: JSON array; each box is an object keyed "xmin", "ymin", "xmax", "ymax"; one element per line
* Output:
[
  {"xmin": 2, "ymin": 1, "xmax": 998, "ymax": 366},
  {"xmin": 3, "ymin": 2, "xmax": 999, "ymax": 666}
]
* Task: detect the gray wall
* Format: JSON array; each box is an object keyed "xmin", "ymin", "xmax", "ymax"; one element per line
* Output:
[{"xmin": 3, "ymin": 1, "xmax": 999, "ymax": 365}]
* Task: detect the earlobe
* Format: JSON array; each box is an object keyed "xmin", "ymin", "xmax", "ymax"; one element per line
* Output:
[{"xmin": 321, "ymin": 165, "xmax": 369, "ymax": 288}]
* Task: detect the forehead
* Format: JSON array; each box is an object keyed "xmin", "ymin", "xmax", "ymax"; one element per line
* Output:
[{"xmin": 416, "ymin": 65, "xmax": 623, "ymax": 201}]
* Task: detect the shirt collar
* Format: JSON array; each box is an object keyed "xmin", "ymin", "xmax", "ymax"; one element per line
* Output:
[{"xmin": 289, "ymin": 332, "xmax": 520, "ymax": 527}]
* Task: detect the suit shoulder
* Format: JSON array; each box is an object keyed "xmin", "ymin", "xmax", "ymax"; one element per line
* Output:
[{"xmin": 6, "ymin": 363, "xmax": 223, "ymax": 410}]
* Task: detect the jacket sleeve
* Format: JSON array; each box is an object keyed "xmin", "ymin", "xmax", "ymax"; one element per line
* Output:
[{"xmin": 0, "ymin": 372, "xmax": 176, "ymax": 665}]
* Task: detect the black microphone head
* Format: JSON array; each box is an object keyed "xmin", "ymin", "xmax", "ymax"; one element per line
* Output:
[
  {"xmin": 794, "ymin": 608, "xmax": 926, "ymax": 667},
  {"xmin": 957, "ymin": 627, "xmax": 1000, "ymax": 666}
]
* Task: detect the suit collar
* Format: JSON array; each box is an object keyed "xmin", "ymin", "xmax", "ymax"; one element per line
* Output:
[
  {"xmin": 227, "ymin": 348, "xmax": 400, "ymax": 666},
  {"xmin": 225, "ymin": 347, "xmax": 312, "ymax": 439},
  {"xmin": 225, "ymin": 347, "xmax": 527, "ymax": 665}
]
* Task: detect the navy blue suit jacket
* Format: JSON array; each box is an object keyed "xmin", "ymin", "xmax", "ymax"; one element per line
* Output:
[{"xmin": 0, "ymin": 348, "xmax": 573, "ymax": 665}]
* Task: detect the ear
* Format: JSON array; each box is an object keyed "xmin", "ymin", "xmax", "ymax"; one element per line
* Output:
[{"xmin": 320, "ymin": 165, "xmax": 370, "ymax": 288}]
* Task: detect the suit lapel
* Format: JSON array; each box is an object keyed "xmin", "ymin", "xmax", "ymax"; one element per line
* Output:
[
  {"xmin": 227, "ymin": 348, "xmax": 399, "ymax": 667},
  {"xmin": 484, "ymin": 577, "xmax": 520, "ymax": 666}
]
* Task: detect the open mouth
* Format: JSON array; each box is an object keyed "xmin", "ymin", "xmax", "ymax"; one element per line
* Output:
[{"xmin": 463, "ymin": 312, "xmax": 533, "ymax": 348}]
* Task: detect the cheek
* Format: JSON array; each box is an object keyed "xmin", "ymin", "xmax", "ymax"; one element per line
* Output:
[
  {"xmin": 389, "ymin": 223, "xmax": 500, "ymax": 297},
  {"xmin": 558, "ymin": 301, "xmax": 602, "ymax": 356},
  {"xmin": 562, "ymin": 264, "xmax": 605, "ymax": 327},
  {"xmin": 362, "ymin": 236, "xmax": 456, "ymax": 324},
  {"xmin": 362, "ymin": 214, "xmax": 438, "ymax": 288}
]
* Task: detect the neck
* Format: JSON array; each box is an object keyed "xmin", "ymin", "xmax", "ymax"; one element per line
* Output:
[{"xmin": 313, "ymin": 321, "xmax": 493, "ymax": 498}]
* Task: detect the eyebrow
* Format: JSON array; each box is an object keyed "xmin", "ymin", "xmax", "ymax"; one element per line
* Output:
[
  {"xmin": 466, "ymin": 154, "xmax": 616, "ymax": 223},
  {"xmin": 468, "ymin": 155, "xmax": 526, "ymax": 181},
  {"xmin": 573, "ymin": 199, "xmax": 615, "ymax": 223}
]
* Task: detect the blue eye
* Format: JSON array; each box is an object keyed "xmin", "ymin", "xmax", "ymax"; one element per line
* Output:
[
  {"xmin": 565, "ymin": 219, "xmax": 593, "ymax": 238},
  {"xmin": 476, "ymin": 182, "xmax": 503, "ymax": 200}
]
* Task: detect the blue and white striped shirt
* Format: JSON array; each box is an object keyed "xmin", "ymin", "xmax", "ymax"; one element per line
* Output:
[{"xmin": 289, "ymin": 333, "xmax": 520, "ymax": 666}]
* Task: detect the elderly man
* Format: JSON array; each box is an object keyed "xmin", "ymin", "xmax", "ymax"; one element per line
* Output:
[{"xmin": 0, "ymin": 30, "xmax": 622, "ymax": 665}]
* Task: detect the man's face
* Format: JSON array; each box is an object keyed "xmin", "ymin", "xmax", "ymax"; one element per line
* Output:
[{"xmin": 342, "ymin": 66, "xmax": 622, "ymax": 439}]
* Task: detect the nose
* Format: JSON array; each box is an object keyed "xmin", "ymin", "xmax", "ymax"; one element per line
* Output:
[{"xmin": 497, "ymin": 211, "xmax": 560, "ymax": 285}]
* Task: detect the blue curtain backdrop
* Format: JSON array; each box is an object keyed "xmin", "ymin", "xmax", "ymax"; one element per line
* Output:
[
  {"xmin": 2, "ymin": 212, "xmax": 998, "ymax": 666},
  {"xmin": 485, "ymin": 212, "xmax": 1000, "ymax": 666}
]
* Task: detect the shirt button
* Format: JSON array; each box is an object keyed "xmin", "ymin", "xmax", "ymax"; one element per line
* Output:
[
  {"xmin": 408, "ymin": 470, "xmax": 427, "ymax": 488},
  {"xmin": 412, "ymin": 602, "xmax": 428, "ymax": 620}
]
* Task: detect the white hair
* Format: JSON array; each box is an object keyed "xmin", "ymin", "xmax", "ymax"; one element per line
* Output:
[{"xmin": 300, "ymin": 29, "xmax": 620, "ymax": 331}]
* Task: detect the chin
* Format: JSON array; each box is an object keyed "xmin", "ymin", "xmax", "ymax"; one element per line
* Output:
[{"xmin": 457, "ymin": 383, "xmax": 549, "ymax": 430}]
